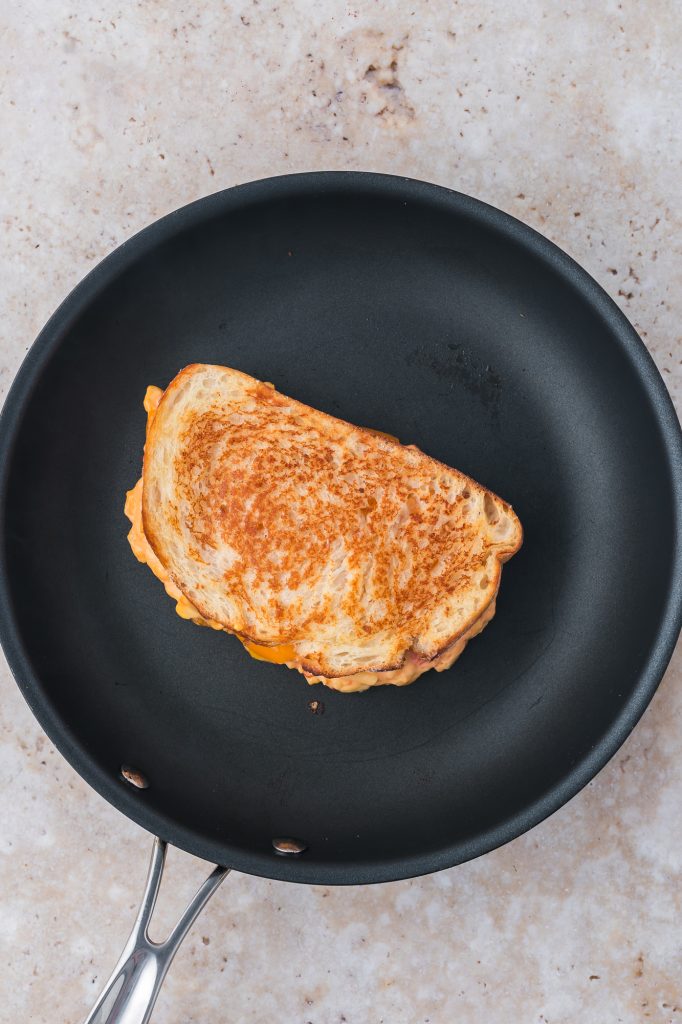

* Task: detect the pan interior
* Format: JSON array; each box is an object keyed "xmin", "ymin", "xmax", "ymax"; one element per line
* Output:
[{"xmin": 1, "ymin": 176, "xmax": 679, "ymax": 883}]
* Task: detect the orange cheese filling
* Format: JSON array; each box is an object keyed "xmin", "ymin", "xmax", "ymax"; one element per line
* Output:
[
  {"xmin": 124, "ymin": 385, "xmax": 488, "ymax": 692},
  {"xmin": 242, "ymin": 640, "xmax": 298, "ymax": 665}
]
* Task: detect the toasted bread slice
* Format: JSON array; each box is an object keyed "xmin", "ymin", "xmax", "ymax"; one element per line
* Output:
[{"xmin": 140, "ymin": 363, "xmax": 522, "ymax": 679}]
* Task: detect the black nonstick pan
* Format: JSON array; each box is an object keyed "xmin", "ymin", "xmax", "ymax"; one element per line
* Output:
[{"xmin": 1, "ymin": 172, "xmax": 681, "ymax": 1023}]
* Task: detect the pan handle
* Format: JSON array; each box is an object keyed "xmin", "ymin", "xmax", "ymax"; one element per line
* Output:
[{"xmin": 84, "ymin": 837, "xmax": 229, "ymax": 1024}]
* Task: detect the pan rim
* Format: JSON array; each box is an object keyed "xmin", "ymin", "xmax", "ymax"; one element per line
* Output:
[{"xmin": 0, "ymin": 170, "xmax": 680, "ymax": 885}]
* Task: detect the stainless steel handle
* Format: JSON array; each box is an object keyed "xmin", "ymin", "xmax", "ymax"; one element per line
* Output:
[{"xmin": 84, "ymin": 838, "xmax": 229, "ymax": 1024}]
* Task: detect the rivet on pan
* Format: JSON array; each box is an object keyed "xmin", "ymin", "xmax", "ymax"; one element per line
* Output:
[
  {"xmin": 272, "ymin": 837, "xmax": 307, "ymax": 855},
  {"xmin": 120, "ymin": 765, "xmax": 149, "ymax": 790}
]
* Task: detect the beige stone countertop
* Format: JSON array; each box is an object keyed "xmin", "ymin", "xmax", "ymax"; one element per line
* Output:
[{"xmin": 1, "ymin": 3, "xmax": 681, "ymax": 1022}]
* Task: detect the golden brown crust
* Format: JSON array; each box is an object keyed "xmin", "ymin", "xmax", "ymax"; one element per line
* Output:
[
  {"xmin": 141, "ymin": 364, "xmax": 522, "ymax": 677},
  {"xmin": 305, "ymin": 595, "xmax": 499, "ymax": 691}
]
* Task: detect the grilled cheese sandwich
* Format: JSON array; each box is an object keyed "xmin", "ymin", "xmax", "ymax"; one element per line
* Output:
[{"xmin": 125, "ymin": 365, "xmax": 522, "ymax": 692}]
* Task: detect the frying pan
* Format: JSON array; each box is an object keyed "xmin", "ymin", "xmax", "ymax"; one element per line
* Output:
[{"xmin": 1, "ymin": 172, "xmax": 681, "ymax": 1023}]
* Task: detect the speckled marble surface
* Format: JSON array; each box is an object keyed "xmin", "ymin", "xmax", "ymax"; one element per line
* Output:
[{"xmin": 1, "ymin": 3, "xmax": 681, "ymax": 1022}]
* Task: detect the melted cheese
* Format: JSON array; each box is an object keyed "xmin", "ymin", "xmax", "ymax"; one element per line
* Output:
[
  {"xmin": 124, "ymin": 384, "xmax": 485, "ymax": 692},
  {"xmin": 143, "ymin": 384, "xmax": 164, "ymax": 416},
  {"xmin": 242, "ymin": 641, "xmax": 298, "ymax": 665}
]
